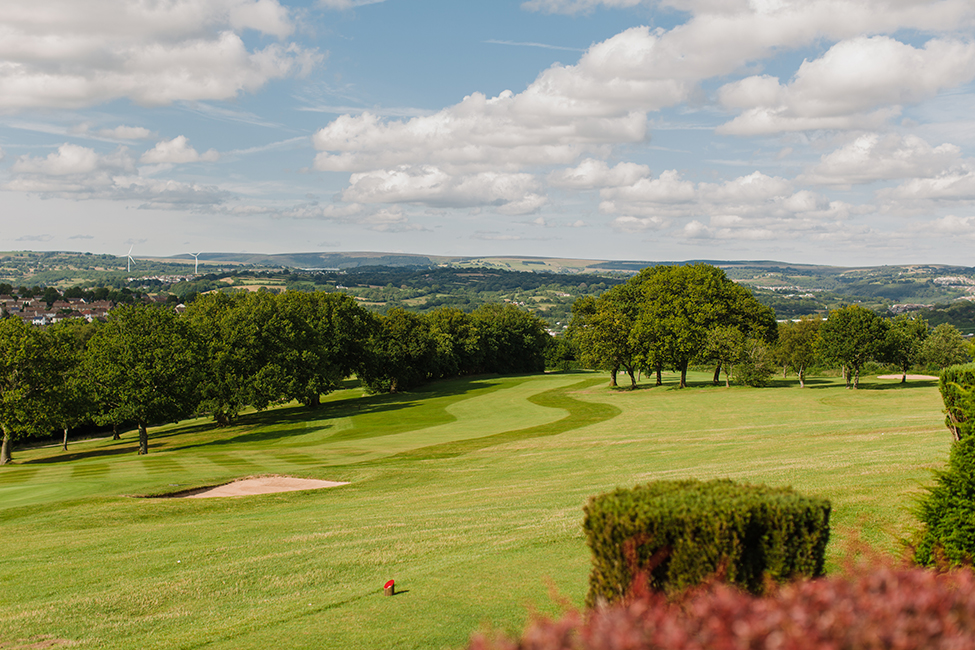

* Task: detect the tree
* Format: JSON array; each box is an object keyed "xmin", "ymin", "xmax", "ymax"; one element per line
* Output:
[
  {"xmin": 0, "ymin": 318, "xmax": 57, "ymax": 464},
  {"xmin": 45, "ymin": 320, "xmax": 96, "ymax": 450},
  {"xmin": 360, "ymin": 308, "xmax": 436, "ymax": 393},
  {"xmin": 274, "ymin": 291, "xmax": 375, "ymax": 407},
  {"xmin": 702, "ymin": 325, "xmax": 745, "ymax": 388},
  {"xmin": 884, "ymin": 313, "xmax": 928, "ymax": 382},
  {"xmin": 921, "ymin": 323, "xmax": 971, "ymax": 369},
  {"xmin": 817, "ymin": 305, "xmax": 888, "ymax": 389},
  {"xmin": 82, "ymin": 305, "xmax": 202, "ymax": 455},
  {"xmin": 427, "ymin": 307, "xmax": 484, "ymax": 378},
  {"xmin": 471, "ymin": 303, "xmax": 550, "ymax": 375},
  {"xmin": 571, "ymin": 284, "xmax": 643, "ymax": 388},
  {"xmin": 776, "ymin": 318, "xmax": 821, "ymax": 388},
  {"xmin": 632, "ymin": 264, "xmax": 776, "ymax": 388}
]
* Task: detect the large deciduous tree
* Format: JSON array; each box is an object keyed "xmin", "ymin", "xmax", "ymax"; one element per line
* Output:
[
  {"xmin": 775, "ymin": 317, "xmax": 822, "ymax": 388},
  {"xmin": 922, "ymin": 323, "xmax": 971, "ymax": 370},
  {"xmin": 83, "ymin": 305, "xmax": 202, "ymax": 455},
  {"xmin": 360, "ymin": 308, "xmax": 436, "ymax": 393},
  {"xmin": 633, "ymin": 264, "xmax": 776, "ymax": 388},
  {"xmin": 884, "ymin": 313, "xmax": 928, "ymax": 383},
  {"xmin": 817, "ymin": 305, "xmax": 888, "ymax": 389},
  {"xmin": 0, "ymin": 318, "xmax": 57, "ymax": 464},
  {"xmin": 571, "ymin": 284, "xmax": 643, "ymax": 388}
]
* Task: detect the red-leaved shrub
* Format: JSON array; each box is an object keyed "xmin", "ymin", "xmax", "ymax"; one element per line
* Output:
[{"xmin": 470, "ymin": 564, "xmax": 975, "ymax": 650}]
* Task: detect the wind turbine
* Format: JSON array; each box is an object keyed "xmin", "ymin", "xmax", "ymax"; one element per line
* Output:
[
  {"xmin": 189, "ymin": 252, "xmax": 201, "ymax": 274},
  {"xmin": 126, "ymin": 245, "xmax": 135, "ymax": 273}
]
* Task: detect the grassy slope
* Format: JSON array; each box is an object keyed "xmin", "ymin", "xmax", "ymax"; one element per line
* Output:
[{"xmin": 0, "ymin": 372, "xmax": 949, "ymax": 649}]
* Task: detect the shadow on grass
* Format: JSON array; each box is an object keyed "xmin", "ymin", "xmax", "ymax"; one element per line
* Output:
[
  {"xmin": 382, "ymin": 377, "xmax": 622, "ymax": 461},
  {"xmin": 166, "ymin": 376, "xmax": 512, "ymax": 451}
]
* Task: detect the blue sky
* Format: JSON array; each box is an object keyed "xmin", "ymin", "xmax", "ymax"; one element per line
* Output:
[{"xmin": 1, "ymin": 0, "xmax": 975, "ymax": 266}]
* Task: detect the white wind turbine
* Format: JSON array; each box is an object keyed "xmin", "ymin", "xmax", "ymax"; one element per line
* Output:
[
  {"xmin": 126, "ymin": 245, "xmax": 135, "ymax": 273},
  {"xmin": 189, "ymin": 252, "xmax": 201, "ymax": 274}
]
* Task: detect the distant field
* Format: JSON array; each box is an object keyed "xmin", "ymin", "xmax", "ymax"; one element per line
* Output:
[{"xmin": 0, "ymin": 371, "xmax": 950, "ymax": 649}]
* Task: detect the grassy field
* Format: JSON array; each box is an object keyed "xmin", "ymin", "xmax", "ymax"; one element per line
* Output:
[{"xmin": 0, "ymin": 371, "xmax": 951, "ymax": 649}]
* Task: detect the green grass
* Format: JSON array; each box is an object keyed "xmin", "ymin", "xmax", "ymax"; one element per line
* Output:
[{"xmin": 0, "ymin": 371, "xmax": 951, "ymax": 649}]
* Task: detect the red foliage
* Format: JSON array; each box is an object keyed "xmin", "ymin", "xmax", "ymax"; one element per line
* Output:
[{"xmin": 469, "ymin": 564, "xmax": 975, "ymax": 650}]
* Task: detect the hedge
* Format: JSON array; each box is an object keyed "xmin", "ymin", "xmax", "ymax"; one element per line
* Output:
[
  {"xmin": 582, "ymin": 479, "xmax": 830, "ymax": 605},
  {"xmin": 914, "ymin": 363, "xmax": 975, "ymax": 566},
  {"xmin": 940, "ymin": 363, "xmax": 975, "ymax": 441}
]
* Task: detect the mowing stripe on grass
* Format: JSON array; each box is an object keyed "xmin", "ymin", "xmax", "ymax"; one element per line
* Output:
[
  {"xmin": 271, "ymin": 452, "xmax": 322, "ymax": 467},
  {"xmin": 205, "ymin": 453, "xmax": 263, "ymax": 473},
  {"xmin": 393, "ymin": 377, "xmax": 621, "ymax": 460},
  {"xmin": 140, "ymin": 456, "xmax": 186, "ymax": 475},
  {"xmin": 0, "ymin": 466, "xmax": 39, "ymax": 484},
  {"xmin": 71, "ymin": 463, "xmax": 110, "ymax": 479}
]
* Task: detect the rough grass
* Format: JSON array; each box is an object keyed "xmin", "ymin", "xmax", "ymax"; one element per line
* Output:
[{"xmin": 0, "ymin": 371, "xmax": 949, "ymax": 649}]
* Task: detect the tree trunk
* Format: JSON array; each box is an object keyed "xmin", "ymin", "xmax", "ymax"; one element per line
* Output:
[
  {"xmin": 655, "ymin": 363, "xmax": 662, "ymax": 386},
  {"xmin": 783, "ymin": 364, "xmax": 788, "ymax": 379},
  {"xmin": 799, "ymin": 365, "xmax": 806, "ymax": 389},
  {"xmin": 609, "ymin": 366, "xmax": 618, "ymax": 387},
  {"xmin": 307, "ymin": 393, "xmax": 321, "ymax": 409},
  {"xmin": 679, "ymin": 361, "xmax": 688, "ymax": 388},
  {"xmin": 112, "ymin": 423, "xmax": 120, "ymax": 441},
  {"xmin": 725, "ymin": 365, "xmax": 731, "ymax": 388},
  {"xmin": 138, "ymin": 421, "xmax": 149, "ymax": 455},
  {"xmin": 853, "ymin": 367, "xmax": 860, "ymax": 389},
  {"xmin": 901, "ymin": 368, "xmax": 907, "ymax": 383},
  {"xmin": 713, "ymin": 364, "xmax": 721, "ymax": 385},
  {"xmin": 0, "ymin": 429, "xmax": 11, "ymax": 465},
  {"xmin": 843, "ymin": 365, "xmax": 850, "ymax": 389},
  {"xmin": 627, "ymin": 367, "xmax": 636, "ymax": 388},
  {"xmin": 62, "ymin": 427, "xmax": 69, "ymax": 451}
]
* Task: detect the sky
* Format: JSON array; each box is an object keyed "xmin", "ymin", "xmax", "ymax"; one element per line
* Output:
[{"xmin": 1, "ymin": 0, "xmax": 974, "ymax": 266}]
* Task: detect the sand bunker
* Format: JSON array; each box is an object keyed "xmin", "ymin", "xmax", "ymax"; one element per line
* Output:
[
  {"xmin": 179, "ymin": 476, "xmax": 348, "ymax": 499},
  {"xmin": 877, "ymin": 374, "xmax": 939, "ymax": 381}
]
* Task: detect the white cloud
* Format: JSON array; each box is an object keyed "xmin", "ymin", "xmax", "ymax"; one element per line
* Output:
[
  {"xmin": 97, "ymin": 126, "xmax": 154, "ymax": 140},
  {"xmin": 883, "ymin": 167, "xmax": 975, "ymax": 202},
  {"xmin": 718, "ymin": 37, "xmax": 975, "ymax": 134},
  {"xmin": 319, "ymin": 0, "xmax": 387, "ymax": 9},
  {"xmin": 928, "ymin": 214, "xmax": 975, "ymax": 235},
  {"xmin": 800, "ymin": 133, "xmax": 962, "ymax": 186},
  {"xmin": 611, "ymin": 215, "xmax": 669, "ymax": 233},
  {"xmin": 522, "ymin": 0, "xmax": 646, "ymax": 13},
  {"xmin": 0, "ymin": 0, "xmax": 320, "ymax": 110},
  {"xmin": 4, "ymin": 143, "xmax": 228, "ymax": 207},
  {"xmin": 341, "ymin": 166, "xmax": 547, "ymax": 214},
  {"xmin": 548, "ymin": 158, "xmax": 651, "ymax": 189},
  {"xmin": 141, "ymin": 136, "xmax": 220, "ymax": 164}
]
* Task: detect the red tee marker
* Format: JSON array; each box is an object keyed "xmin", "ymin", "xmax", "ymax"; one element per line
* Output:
[{"xmin": 384, "ymin": 579, "xmax": 395, "ymax": 596}]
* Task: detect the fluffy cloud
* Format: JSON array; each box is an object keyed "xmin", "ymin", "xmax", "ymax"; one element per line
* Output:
[
  {"xmin": 882, "ymin": 168, "xmax": 975, "ymax": 202},
  {"xmin": 97, "ymin": 126, "xmax": 153, "ymax": 140},
  {"xmin": 341, "ymin": 166, "xmax": 547, "ymax": 215},
  {"xmin": 141, "ymin": 136, "xmax": 220, "ymax": 164},
  {"xmin": 5, "ymin": 143, "xmax": 227, "ymax": 207},
  {"xmin": 548, "ymin": 158, "xmax": 651, "ymax": 190},
  {"xmin": 0, "ymin": 0, "xmax": 320, "ymax": 109},
  {"xmin": 801, "ymin": 134, "xmax": 961, "ymax": 186},
  {"xmin": 718, "ymin": 37, "xmax": 975, "ymax": 134}
]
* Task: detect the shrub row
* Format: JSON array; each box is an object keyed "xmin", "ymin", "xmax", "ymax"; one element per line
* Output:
[
  {"xmin": 582, "ymin": 479, "xmax": 830, "ymax": 605},
  {"xmin": 469, "ymin": 564, "xmax": 975, "ymax": 650}
]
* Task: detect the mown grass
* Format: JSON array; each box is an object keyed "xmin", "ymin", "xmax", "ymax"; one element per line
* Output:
[{"xmin": 0, "ymin": 371, "xmax": 950, "ymax": 649}]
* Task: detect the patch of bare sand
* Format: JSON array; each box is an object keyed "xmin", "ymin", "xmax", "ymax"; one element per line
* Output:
[
  {"xmin": 876, "ymin": 374, "xmax": 939, "ymax": 381},
  {"xmin": 179, "ymin": 476, "xmax": 348, "ymax": 499}
]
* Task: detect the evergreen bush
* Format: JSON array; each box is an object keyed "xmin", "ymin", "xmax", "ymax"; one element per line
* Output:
[
  {"xmin": 582, "ymin": 479, "xmax": 830, "ymax": 605},
  {"xmin": 940, "ymin": 363, "xmax": 975, "ymax": 441}
]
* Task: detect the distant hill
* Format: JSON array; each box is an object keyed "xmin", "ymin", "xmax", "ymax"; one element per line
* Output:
[{"xmin": 2, "ymin": 250, "xmax": 973, "ymax": 329}]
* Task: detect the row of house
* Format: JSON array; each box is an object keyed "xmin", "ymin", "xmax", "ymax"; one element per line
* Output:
[{"xmin": 1, "ymin": 296, "xmax": 115, "ymax": 326}]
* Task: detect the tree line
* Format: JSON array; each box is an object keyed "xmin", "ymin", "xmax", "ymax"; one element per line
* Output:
[
  {"xmin": 561, "ymin": 264, "xmax": 972, "ymax": 390},
  {"xmin": 0, "ymin": 292, "xmax": 550, "ymax": 463}
]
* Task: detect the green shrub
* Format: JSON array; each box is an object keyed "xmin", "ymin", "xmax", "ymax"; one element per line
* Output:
[
  {"xmin": 940, "ymin": 363, "xmax": 975, "ymax": 441},
  {"xmin": 582, "ymin": 479, "xmax": 830, "ymax": 606},
  {"xmin": 914, "ymin": 436, "xmax": 975, "ymax": 566}
]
